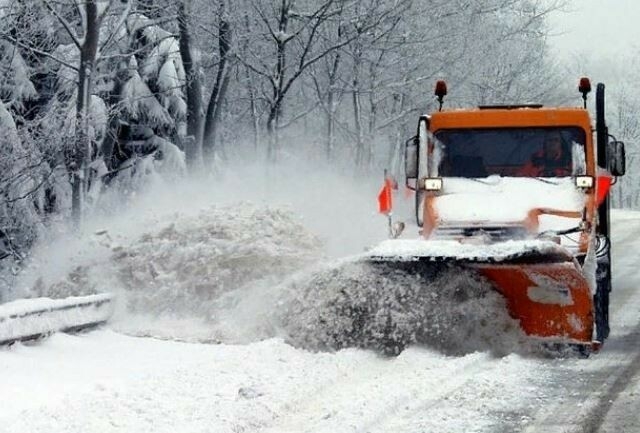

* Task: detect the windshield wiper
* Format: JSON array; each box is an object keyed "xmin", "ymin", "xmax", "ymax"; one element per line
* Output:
[
  {"xmin": 531, "ymin": 177, "xmax": 560, "ymax": 185},
  {"xmin": 466, "ymin": 178, "xmax": 493, "ymax": 185}
]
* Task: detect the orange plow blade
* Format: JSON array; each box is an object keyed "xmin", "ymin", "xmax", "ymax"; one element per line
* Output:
[
  {"xmin": 366, "ymin": 239, "xmax": 596, "ymax": 348},
  {"xmin": 476, "ymin": 262, "xmax": 593, "ymax": 343}
]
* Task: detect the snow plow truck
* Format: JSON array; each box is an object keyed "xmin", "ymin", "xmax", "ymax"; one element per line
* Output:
[{"xmin": 373, "ymin": 78, "xmax": 626, "ymax": 353}]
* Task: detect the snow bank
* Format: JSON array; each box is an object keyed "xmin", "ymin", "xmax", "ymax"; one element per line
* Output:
[
  {"xmin": 111, "ymin": 203, "xmax": 321, "ymax": 317},
  {"xmin": 22, "ymin": 202, "xmax": 323, "ymax": 343},
  {"xmin": 16, "ymin": 160, "xmax": 386, "ymax": 298}
]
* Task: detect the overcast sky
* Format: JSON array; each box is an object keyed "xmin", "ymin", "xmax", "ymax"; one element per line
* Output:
[{"xmin": 547, "ymin": 0, "xmax": 640, "ymax": 58}]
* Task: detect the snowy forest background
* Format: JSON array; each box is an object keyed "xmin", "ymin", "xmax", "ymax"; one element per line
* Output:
[{"xmin": 0, "ymin": 0, "xmax": 639, "ymax": 278}]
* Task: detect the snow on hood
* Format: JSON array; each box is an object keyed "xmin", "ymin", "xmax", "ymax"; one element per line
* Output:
[{"xmin": 434, "ymin": 176, "xmax": 584, "ymax": 225}]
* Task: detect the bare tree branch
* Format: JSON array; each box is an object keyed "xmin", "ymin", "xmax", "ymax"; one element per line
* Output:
[
  {"xmin": 1, "ymin": 34, "xmax": 79, "ymax": 71},
  {"xmin": 42, "ymin": 0, "xmax": 83, "ymax": 50}
]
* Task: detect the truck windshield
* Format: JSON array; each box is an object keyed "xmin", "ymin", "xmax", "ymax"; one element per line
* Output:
[{"xmin": 434, "ymin": 127, "xmax": 586, "ymax": 178}]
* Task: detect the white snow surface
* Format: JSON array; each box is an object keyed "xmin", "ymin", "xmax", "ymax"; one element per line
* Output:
[
  {"xmin": 2, "ymin": 173, "xmax": 640, "ymax": 433},
  {"xmin": 4, "ymin": 159, "xmax": 640, "ymax": 432},
  {"xmin": 0, "ymin": 331, "xmax": 540, "ymax": 433}
]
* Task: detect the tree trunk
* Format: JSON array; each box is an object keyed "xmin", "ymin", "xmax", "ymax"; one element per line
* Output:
[
  {"xmin": 352, "ymin": 88, "xmax": 363, "ymax": 168},
  {"xmin": 101, "ymin": 63, "xmax": 129, "ymax": 171},
  {"xmin": 325, "ymin": 50, "xmax": 341, "ymax": 161},
  {"xmin": 352, "ymin": 45, "xmax": 364, "ymax": 169},
  {"xmin": 242, "ymin": 13, "xmax": 260, "ymax": 154},
  {"xmin": 326, "ymin": 89, "xmax": 335, "ymax": 160},
  {"xmin": 247, "ymin": 71, "xmax": 260, "ymax": 153},
  {"xmin": 202, "ymin": 2, "xmax": 232, "ymax": 163},
  {"xmin": 70, "ymin": 0, "xmax": 100, "ymax": 225},
  {"xmin": 389, "ymin": 93, "xmax": 405, "ymax": 173},
  {"xmin": 178, "ymin": 0, "xmax": 204, "ymax": 168},
  {"xmin": 367, "ymin": 89, "xmax": 377, "ymax": 169},
  {"xmin": 266, "ymin": 0, "xmax": 289, "ymax": 163},
  {"xmin": 266, "ymin": 107, "xmax": 279, "ymax": 163}
]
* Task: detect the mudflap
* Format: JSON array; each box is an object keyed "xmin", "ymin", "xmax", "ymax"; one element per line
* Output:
[{"xmin": 476, "ymin": 261, "xmax": 594, "ymax": 344}]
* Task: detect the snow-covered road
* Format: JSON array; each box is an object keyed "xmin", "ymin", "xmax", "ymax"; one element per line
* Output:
[{"xmin": 2, "ymin": 210, "xmax": 640, "ymax": 433}]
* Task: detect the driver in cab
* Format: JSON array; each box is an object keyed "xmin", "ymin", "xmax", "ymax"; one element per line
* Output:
[{"xmin": 519, "ymin": 132, "xmax": 572, "ymax": 177}]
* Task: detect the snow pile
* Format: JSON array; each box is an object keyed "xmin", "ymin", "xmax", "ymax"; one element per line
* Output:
[
  {"xmin": 112, "ymin": 203, "xmax": 321, "ymax": 318},
  {"xmin": 279, "ymin": 259, "xmax": 529, "ymax": 356},
  {"xmin": 22, "ymin": 202, "xmax": 323, "ymax": 342}
]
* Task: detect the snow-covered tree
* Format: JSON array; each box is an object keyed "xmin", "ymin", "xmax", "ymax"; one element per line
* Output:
[
  {"xmin": 0, "ymin": 100, "xmax": 44, "ymax": 261},
  {"xmin": 0, "ymin": 0, "xmax": 593, "ymax": 280}
]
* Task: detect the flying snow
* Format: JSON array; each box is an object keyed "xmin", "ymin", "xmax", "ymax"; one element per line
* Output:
[
  {"xmin": 18, "ymin": 204, "xmax": 526, "ymax": 355},
  {"xmin": 279, "ymin": 259, "xmax": 529, "ymax": 356},
  {"xmin": 14, "ymin": 161, "xmax": 532, "ymax": 356}
]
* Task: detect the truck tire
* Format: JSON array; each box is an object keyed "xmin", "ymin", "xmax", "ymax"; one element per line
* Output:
[{"xmin": 594, "ymin": 247, "xmax": 611, "ymax": 342}]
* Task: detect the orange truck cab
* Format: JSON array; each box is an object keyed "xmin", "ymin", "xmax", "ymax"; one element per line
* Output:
[{"xmin": 403, "ymin": 79, "xmax": 627, "ymax": 349}]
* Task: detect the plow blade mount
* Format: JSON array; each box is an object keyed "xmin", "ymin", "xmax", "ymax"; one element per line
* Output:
[
  {"xmin": 367, "ymin": 239, "xmax": 594, "ymax": 345},
  {"xmin": 0, "ymin": 294, "xmax": 114, "ymax": 345}
]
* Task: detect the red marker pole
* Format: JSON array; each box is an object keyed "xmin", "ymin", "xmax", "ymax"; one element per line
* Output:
[{"xmin": 378, "ymin": 169, "xmax": 395, "ymax": 237}]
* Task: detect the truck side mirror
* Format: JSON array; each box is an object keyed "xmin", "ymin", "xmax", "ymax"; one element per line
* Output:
[
  {"xmin": 405, "ymin": 135, "xmax": 419, "ymax": 188},
  {"xmin": 609, "ymin": 140, "xmax": 626, "ymax": 176}
]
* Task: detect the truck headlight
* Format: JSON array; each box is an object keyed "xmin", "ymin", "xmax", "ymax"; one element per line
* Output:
[
  {"xmin": 575, "ymin": 176, "xmax": 594, "ymax": 189},
  {"xmin": 423, "ymin": 178, "xmax": 443, "ymax": 191}
]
